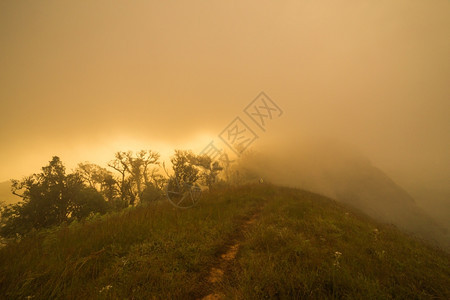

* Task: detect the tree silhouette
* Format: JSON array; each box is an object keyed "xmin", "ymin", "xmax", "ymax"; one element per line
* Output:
[
  {"xmin": 108, "ymin": 150, "xmax": 161, "ymax": 206},
  {"xmin": 76, "ymin": 162, "xmax": 118, "ymax": 203},
  {"xmin": 196, "ymin": 155, "xmax": 223, "ymax": 190},
  {"xmin": 0, "ymin": 157, "xmax": 107, "ymax": 237},
  {"xmin": 170, "ymin": 150, "xmax": 224, "ymax": 190},
  {"xmin": 171, "ymin": 150, "xmax": 200, "ymax": 186}
]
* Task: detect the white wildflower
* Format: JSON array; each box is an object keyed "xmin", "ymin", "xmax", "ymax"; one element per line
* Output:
[
  {"xmin": 99, "ymin": 285, "xmax": 113, "ymax": 293},
  {"xmin": 333, "ymin": 251, "xmax": 342, "ymax": 268}
]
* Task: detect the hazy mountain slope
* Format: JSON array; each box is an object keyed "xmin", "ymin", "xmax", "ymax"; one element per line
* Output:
[
  {"xmin": 236, "ymin": 140, "xmax": 450, "ymax": 249},
  {"xmin": 0, "ymin": 184, "xmax": 449, "ymax": 299},
  {"xmin": 410, "ymin": 187, "xmax": 450, "ymax": 231}
]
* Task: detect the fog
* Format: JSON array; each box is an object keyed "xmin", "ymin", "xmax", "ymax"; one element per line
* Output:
[
  {"xmin": 0, "ymin": 1, "xmax": 449, "ymax": 243},
  {"xmin": 232, "ymin": 137, "xmax": 450, "ymax": 249}
]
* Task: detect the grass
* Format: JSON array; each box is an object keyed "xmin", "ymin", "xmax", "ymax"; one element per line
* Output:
[
  {"xmin": 0, "ymin": 184, "xmax": 449, "ymax": 299},
  {"xmin": 0, "ymin": 185, "xmax": 267, "ymax": 299},
  {"xmin": 221, "ymin": 186, "xmax": 450, "ymax": 299}
]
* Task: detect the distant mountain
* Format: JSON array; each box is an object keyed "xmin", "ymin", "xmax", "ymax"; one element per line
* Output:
[
  {"xmin": 236, "ymin": 140, "xmax": 450, "ymax": 250},
  {"xmin": 412, "ymin": 187, "xmax": 450, "ymax": 231},
  {"xmin": 0, "ymin": 181, "xmax": 19, "ymax": 206}
]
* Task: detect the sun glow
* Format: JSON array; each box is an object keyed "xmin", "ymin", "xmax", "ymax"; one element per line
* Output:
[{"xmin": 85, "ymin": 133, "xmax": 217, "ymax": 169}]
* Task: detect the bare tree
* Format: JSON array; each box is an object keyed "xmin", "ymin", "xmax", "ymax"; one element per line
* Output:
[
  {"xmin": 76, "ymin": 163, "xmax": 118, "ymax": 202},
  {"xmin": 108, "ymin": 150, "xmax": 160, "ymax": 205}
]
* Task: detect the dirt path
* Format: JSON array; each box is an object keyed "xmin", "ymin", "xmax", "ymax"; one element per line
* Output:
[{"xmin": 199, "ymin": 206, "xmax": 263, "ymax": 300}]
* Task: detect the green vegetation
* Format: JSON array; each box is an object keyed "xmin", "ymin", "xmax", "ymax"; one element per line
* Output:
[
  {"xmin": 223, "ymin": 186, "xmax": 450, "ymax": 299},
  {"xmin": 0, "ymin": 150, "xmax": 225, "ymax": 239},
  {"xmin": 1, "ymin": 157, "xmax": 108, "ymax": 237},
  {"xmin": 0, "ymin": 184, "xmax": 449, "ymax": 299}
]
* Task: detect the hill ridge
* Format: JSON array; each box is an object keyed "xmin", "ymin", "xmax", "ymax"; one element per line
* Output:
[{"xmin": 0, "ymin": 184, "xmax": 449, "ymax": 299}]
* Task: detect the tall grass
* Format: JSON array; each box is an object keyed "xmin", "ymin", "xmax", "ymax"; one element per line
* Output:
[
  {"xmin": 0, "ymin": 184, "xmax": 267, "ymax": 299},
  {"xmin": 1, "ymin": 184, "xmax": 449, "ymax": 299},
  {"xmin": 222, "ymin": 186, "xmax": 450, "ymax": 299}
]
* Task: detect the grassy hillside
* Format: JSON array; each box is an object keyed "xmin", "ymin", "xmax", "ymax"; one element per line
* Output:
[
  {"xmin": 236, "ymin": 146, "xmax": 450, "ymax": 250},
  {"xmin": 0, "ymin": 184, "xmax": 449, "ymax": 299}
]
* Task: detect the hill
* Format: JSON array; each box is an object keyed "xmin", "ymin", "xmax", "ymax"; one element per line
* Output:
[
  {"xmin": 0, "ymin": 184, "xmax": 449, "ymax": 299},
  {"xmin": 236, "ymin": 141, "xmax": 450, "ymax": 250}
]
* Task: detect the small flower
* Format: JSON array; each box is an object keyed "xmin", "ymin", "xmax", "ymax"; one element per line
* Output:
[
  {"xmin": 373, "ymin": 228, "xmax": 380, "ymax": 240},
  {"xmin": 333, "ymin": 251, "xmax": 342, "ymax": 268},
  {"xmin": 376, "ymin": 250, "xmax": 386, "ymax": 259},
  {"xmin": 99, "ymin": 285, "xmax": 113, "ymax": 293}
]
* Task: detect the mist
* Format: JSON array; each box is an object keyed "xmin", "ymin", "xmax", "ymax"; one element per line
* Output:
[
  {"xmin": 231, "ymin": 136, "xmax": 450, "ymax": 249},
  {"xmin": 0, "ymin": 1, "xmax": 449, "ymax": 245}
]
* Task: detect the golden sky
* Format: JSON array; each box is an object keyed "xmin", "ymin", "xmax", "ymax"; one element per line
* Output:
[{"xmin": 0, "ymin": 0, "xmax": 449, "ymax": 191}]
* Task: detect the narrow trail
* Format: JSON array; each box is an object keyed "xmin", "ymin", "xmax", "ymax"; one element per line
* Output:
[{"xmin": 198, "ymin": 203, "xmax": 265, "ymax": 300}]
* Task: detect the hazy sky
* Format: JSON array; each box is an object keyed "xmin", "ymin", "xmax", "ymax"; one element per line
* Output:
[{"xmin": 0, "ymin": 0, "xmax": 449, "ymax": 191}]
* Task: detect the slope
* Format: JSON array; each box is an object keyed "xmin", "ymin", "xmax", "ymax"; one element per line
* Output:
[{"xmin": 0, "ymin": 184, "xmax": 448, "ymax": 299}]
